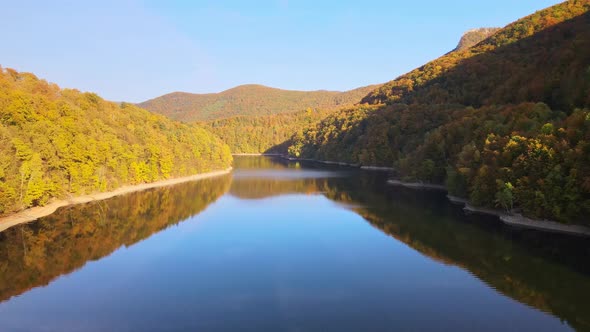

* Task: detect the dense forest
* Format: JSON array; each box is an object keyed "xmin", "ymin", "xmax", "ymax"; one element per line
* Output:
[
  {"xmin": 205, "ymin": 107, "xmax": 335, "ymax": 154},
  {"xmin": 286, "ymin": 0, "xmax": 590, "ymax": 224},
  {"xmin": 0, "ymin": 68, "xmax": 232, "ymax": 215},
  {"xmin": 139, "ymin": 84, "xmax": 379, "ymax": 121}
]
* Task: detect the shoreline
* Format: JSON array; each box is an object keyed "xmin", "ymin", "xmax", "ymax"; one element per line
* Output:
[
  {"xmin": 447, "ymin": 195, "xmax": 469, "ymax": 205},
  {"xmin": 463, "ymin": 203, "xmax": 507, "ymax": 218},
  {"xmin": 282, "ymin": 156, "xmax": 360, "ymax": 167},
  {"xmin": 0, "ymin": 168, "xmax": 233, "ymax": 233},
  {"xmin": 292, "ymin": 160, "xmax": 590, "ymax": 237},
  {"xmin": 360, "ymin": 166, "xmax": 395, "ymax": 171},
  {"xmin": 461, "ymin": 200, "xmax": 590, "ymax": 237},
  {"xmin": 232, "ymin": 153, "xmax": 283, "ymax": 156},
  {"xmin": 387, "ymin": 179, "xmax": 447, "ymax": 191},
  {"xmin": 281, "ymin": 155, "xmax": 394, "ymax": 171},
  {"xmin": 265, "ymin": 155, "xmax": 590, "ymax": 237},
  {"xmin": 384, "ymin": 179, "xmax": 590, "ymax": 237},
  {"xmin": 500, "ymin": 214, "xmax": 590, "ymax": 237}
]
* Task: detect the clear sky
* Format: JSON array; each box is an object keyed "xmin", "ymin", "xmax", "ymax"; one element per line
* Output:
[{"xmin": 1, "ymin": 0, "xmax": 562, "ymax": 102}]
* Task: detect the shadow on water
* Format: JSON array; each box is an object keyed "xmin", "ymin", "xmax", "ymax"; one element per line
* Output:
[{"xmin": 0, "ymin": 156, "xmax": 589, "ymax": 331}]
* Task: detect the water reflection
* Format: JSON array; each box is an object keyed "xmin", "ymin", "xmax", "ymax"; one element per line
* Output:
[
  {"xmin": 335, "ymin": 180, "xmax": 590, "ymax": 332},
  {"xmin": 0, "ymin": 157, "xmax": 588, "ymax": 331},
  {"xmin": 0, "ymin": 175, "xmax": 232, "ymax": 303},
  {"xmin": 230, "ymin": 157, "xmax": 590, "ymax": 331}
]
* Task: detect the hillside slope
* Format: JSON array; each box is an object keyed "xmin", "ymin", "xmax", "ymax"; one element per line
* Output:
[
  {"xmin": 139, "ymin": 84, "xmax": 380, "ymax": 121},
  {"xmin": 0, "ymin": 67, "xmax": 232, "ymax": 215},
  {"xmin": 205, "ymin": 107, "xmax": 335, "ymax": 154},
  {"xmin": 197, "ymin": 26, "xmax": 500, "ymax": 154},
  {"xmin": 287, "ymin": 0, "xmax": 590, "ymax": 224},
  {"xmin": 362, "ymin": 0, "xmax": 590, "ymax": 110}
]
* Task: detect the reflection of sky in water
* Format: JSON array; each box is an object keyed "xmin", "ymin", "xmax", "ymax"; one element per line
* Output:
[{"xmin": 0, "ymin": 195, "xmax": 571, "ymax": 332}]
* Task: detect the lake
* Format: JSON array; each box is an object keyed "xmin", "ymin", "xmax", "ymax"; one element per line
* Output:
[{"xmin": 0, "ymin": 156, "xmax": 589, "ymax": 332}]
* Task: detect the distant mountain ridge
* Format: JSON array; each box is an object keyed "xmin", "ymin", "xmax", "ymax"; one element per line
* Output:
[{"xmin": 138, "ymin": 84, "xmax": 381, "ymax": 121}]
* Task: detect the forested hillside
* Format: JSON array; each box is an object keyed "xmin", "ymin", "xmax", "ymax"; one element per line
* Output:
[
  {"xmin": 287, "ymin": 0, "xmax": 590, "ymax": 224},
  {"xmin": 172, "ymin": 25, "xmax": 503, "ymax": 155},
  {"xmin": 362, "ymin": 0, "xmax": 590, "ymax": 108},
  {"xmin": 205, "ymin": 107, "xmax": 334, "ymax": 154},
  {"xmin": 0, "ymin": 68, "xmax": 232, "ymax": 215},
  {"xmin": 139, "ymin": 84, "xmax": 379, "ymax": 121}
]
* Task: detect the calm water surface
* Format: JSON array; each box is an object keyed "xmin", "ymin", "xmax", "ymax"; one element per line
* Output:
[{"xmin": 0, "ymin": 156, "xmax": 589, "ymax": 332}]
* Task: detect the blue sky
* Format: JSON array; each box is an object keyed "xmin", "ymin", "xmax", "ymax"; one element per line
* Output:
[{"xmin": 1, "ymin": 0, "xmax": 562, "ymax": 102}]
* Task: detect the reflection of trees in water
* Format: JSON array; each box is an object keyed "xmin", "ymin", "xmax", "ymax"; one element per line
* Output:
[
  {"xmin": 349, "ymin": 183, "xmax": 590, "ymax": 332},
  {"xmin": 232, "ymin": 169, "xmax": 590, "ymax": 331},
  {"xmin": 0, "ymin": 175, "xmax": 232, "ymax": 303},
  {"xmin": 230, "ymin": 177, "xmax": 327, "ymax": 199},
  {"xmin": 349, "ymin": 197, "xmax": 590, "ymax": 332},
  {"xmin": 232, "ymin": 156, "xmax": 294, "ymax": 170}
]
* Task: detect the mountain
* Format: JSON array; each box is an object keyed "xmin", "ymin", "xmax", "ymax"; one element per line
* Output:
[
  {"xmin": 286, "ymin": 0, "xmax": 590, "ymax": 224},
  {"xmin": 138, "ymin": 84, "xmax": 380, "ymax": 121},
  {"xmin": 453, "ymin": 28, "xmax": 500, "ymax": 51},
  {"xmin": 0, "ymin": 67, "xmax": 232, "ymax": 215},
  {"xmin": 362, "ymin": 0, "xmax": 590, "ymax": 109}
]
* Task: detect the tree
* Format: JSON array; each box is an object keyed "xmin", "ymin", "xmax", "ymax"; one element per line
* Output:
[{"xmin": 495, "ymin": 181, "xmax": 514, "ymax": 211}]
